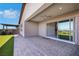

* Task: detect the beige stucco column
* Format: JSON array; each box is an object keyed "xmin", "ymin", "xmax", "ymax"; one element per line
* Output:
[{"xmin": 74, "ymin": 16, "xmax": 79, "ymax": 45}]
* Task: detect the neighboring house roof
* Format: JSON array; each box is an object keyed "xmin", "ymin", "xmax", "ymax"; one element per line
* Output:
[{"xmin": 19, "ymin": 3, "xmax": 26, "ymax": 24}]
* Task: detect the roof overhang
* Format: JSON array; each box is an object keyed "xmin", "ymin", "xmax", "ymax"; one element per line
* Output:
[
  {"xmin": 19, "ymin": 3, "xmax": 26, "ymax": 24},
  {"xmin": 18, "ymin": 3, "xmax": 52, "ymax": 24},
  {"xmin": 30, "ymin": 3, "xmax": 79, "ymax": 22},
  {"xmin": 26, "ymin": 3, "xmax": 53, "ymax": 21}
]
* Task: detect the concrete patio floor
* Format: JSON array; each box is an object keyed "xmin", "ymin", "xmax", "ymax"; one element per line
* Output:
[{"xmin": 14, "ymin": 36, "xmax": 79, "ymax": 56}]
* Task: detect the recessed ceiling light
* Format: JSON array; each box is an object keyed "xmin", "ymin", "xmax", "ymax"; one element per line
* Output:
[{"xmin": 59, "ymin": 7, "xmax": 63, "ymax": 10}]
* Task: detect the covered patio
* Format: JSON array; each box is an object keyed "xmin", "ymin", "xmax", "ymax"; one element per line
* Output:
[{"xmin": 14, "ymin": 36, "xmax": 79, "ymax": 56}]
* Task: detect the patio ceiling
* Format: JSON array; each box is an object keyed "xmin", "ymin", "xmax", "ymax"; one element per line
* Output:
[{"xmin": 30, "ymin": 3, "xmax": 79, "ymax": 22}]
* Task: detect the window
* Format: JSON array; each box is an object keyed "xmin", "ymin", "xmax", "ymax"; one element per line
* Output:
[
  {"xmin": 47, "ymin": 18, "xmax": 74, "ymax": 42},
  {"xmin": 20, "ymin": 24, "xmax": 22, "ymax": 31},
  {"xmin": 57, "ymin": 19, "xmax": 73, "ymax": 41},
  {"xmin": 47, "ymin": 22, "xmax": 57, "ymax": 38}
]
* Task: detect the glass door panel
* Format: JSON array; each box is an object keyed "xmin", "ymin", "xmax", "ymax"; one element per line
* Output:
[{"xmin": 57, "ymin": 19, "xmax": 73, "ymax": 41}]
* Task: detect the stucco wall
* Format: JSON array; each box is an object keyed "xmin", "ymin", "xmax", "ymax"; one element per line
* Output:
[
  {"xmin": 47, "ymin": 23, "xmax": 56, "ymax": 37},
  {"xmin": 20, "ymin": 3, "xmax": 45, "ymax": 36},
  {"xmin": 24, "ymin": 21, "xmax": 38, "ymax": 37},
  {"xmin": 24, "ymin": 3, "xmax": 45, "ymax": 21},
  {"xmin": 19, "ymin": 22, "xmax": 25, "ymax": 37},
  {"xmin": 75, "ymin": 16, "xmax": 79, "ymax": 45},
  {"xmin": 39, "ymin": 22, "xmax": 47, "ymax": 37},
  {"xmin": 20, "ymin": 3, "xmax": 44, "ymax": 36}
]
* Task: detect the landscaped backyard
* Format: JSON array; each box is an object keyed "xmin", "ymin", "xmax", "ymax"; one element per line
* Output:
[
  {"xmin": 0, "ymin": 35, "xmax": 14, "ymax": 56},
  {"xmin": 58, "ymin": 31, "xmax": 73, "ymax": 41}
]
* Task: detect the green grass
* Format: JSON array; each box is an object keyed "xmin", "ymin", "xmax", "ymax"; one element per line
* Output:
[
  {"xmin": 57, "ymin": 31, "xmax": 73, "ymax": 41},
  {"xmin": 0, "ymin": 35, "xmax": 13, "ymax": 47},
  {"xmin": 57, "ymin": 31, "xmax": 73, "ymax": 36},
  {"xmin": 0, "ymin": 35, "xmax": 14, "ymax": 56},
  {"xmin": 58, "ymin": 35, "xmax": 73, "ymax": 41}
]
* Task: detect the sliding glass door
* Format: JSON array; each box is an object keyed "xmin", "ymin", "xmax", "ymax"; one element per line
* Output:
[
  {"xmin": 47, "ymin": 22, "xmax": 57, "ymax": 38},
  {"xmin": 47, "ymin": 18, "xmax": 74, "ymax": 42},
  {"xmin": 57, "ymin": 19, "xmax": 73, "ymax": 41}
]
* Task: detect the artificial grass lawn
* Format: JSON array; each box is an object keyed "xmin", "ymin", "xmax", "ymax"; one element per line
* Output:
[{"xmin": 0, "ymin": 35, "xmax": 14, "ymax": 56}]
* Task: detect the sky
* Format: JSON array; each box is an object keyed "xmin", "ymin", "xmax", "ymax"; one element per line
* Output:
[{"xmin": 0, "ymin": 3, "xmax": 22, "ymax": 29}]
